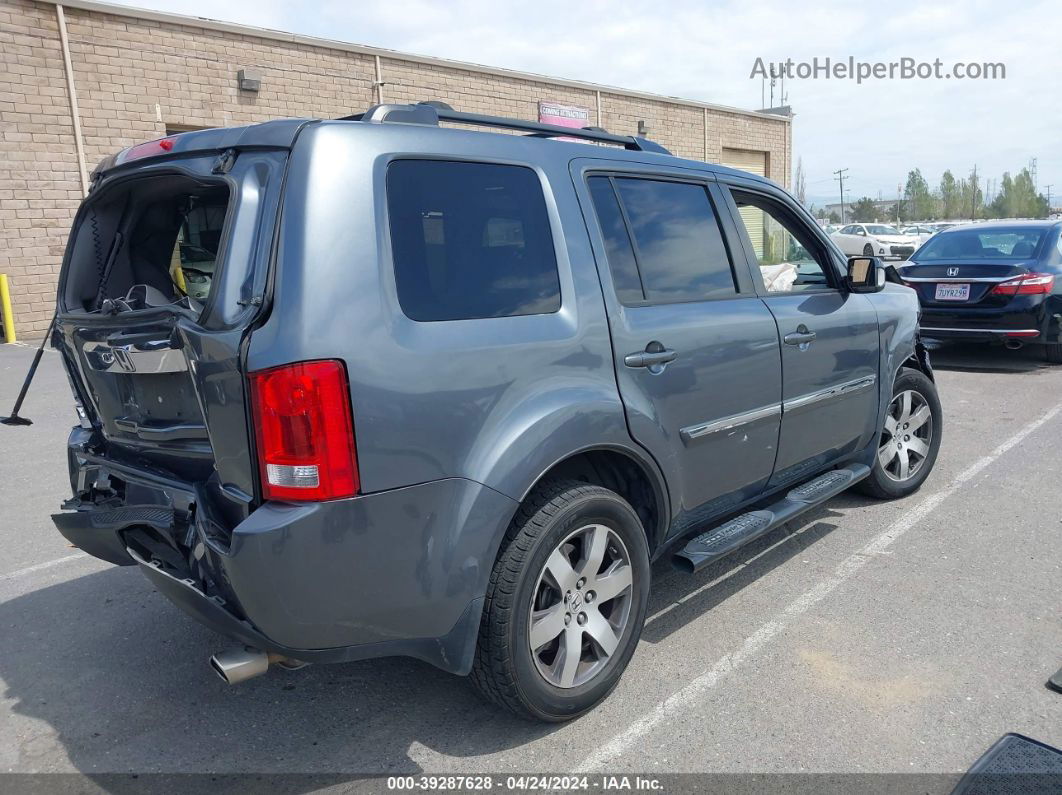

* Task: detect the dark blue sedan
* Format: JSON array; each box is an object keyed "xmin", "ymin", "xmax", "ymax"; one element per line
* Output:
[{"xmin": 896, "ymin": 220, "xmax": 1062, "ymax": 363}]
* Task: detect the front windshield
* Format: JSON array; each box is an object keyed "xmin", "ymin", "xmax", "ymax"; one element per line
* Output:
[
  {"xmin": 866, "ymin": 225, "xmax": 900, "ymax": 236},
  {"xmin": 914, "ymin": 227, "xmax": 1046, "ymax": 261}
]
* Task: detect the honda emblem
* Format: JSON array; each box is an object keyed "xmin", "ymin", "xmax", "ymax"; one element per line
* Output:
[
  {"xmin": 112, "ymin": 347, "xmax": 136, "ymax": 372},
  {"xmin": 946, "ymin": 267, "xmax": 960, "ymax": 277}
]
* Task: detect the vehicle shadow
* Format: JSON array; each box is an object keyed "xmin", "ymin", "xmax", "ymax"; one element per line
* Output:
[
  {"xmin": 641, "ymin": 507, "xmax": 846, "ymax": 645},
  {"xmin": 0, "ymin": 567, "xmax": 562, "ymax": 780},
  {"xmin": 926, "ymin": 340, "xmax": 1050, "ymax": 374},
  {"xmin": 0, "ymin": 491, "xmax": 885, "ymax": 780}
]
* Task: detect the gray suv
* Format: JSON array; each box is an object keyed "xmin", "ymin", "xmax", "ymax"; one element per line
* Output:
[{"xmin": 50, "ymin": 102, "xmax": 942, "ymax": 721}]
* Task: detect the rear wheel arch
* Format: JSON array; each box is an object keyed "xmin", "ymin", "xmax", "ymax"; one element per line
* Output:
[{"xmin": 517, "ymin": 446, "xmax": 669, "ymax": 555}]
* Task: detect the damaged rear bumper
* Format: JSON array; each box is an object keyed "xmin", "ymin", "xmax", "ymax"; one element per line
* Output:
[{"xmin": 52, "ymin": 429, "xmax": 517, "ymax": 675}]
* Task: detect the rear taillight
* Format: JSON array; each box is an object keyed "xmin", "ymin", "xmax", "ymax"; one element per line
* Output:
[
  {"xmin": 249, "ymin": 360, "xmax": 359, "ymax": 502},
  {"xmin": 990, "ymin": 272, "xmax": 1055, "ymax": 296}
]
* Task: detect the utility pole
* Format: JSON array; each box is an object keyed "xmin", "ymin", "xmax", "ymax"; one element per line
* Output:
[
  {"xmin": 969, "ymin": 164, "xmax": 978, "ymax": 220},
  {"xmin": 1030, "ymin": 157, "xmax": 1038, "ymax": 191},
  {"xmin": 896, "ymin": 183, "xmax": 902, "ymax": 224},
  {"xmin": 834, "ymin": 168, "xmax": 849, "ymax": 224},
  {"xmin": 1046, "ymin": 184, "xmax": 1053, "ymax": 212}
]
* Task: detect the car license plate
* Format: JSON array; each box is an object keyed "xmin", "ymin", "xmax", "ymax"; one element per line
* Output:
[{"xmin": 935, "ymin": 283, "xmax": 970, "ymax": 301}]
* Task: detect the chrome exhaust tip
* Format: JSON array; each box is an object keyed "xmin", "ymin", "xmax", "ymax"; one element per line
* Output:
[
  {"xmin": 209, "ymin": 646, "xmax": 271, "ymax": 685},
  {"xmin": 1004, "ymin": 338, "xmax": 1024, "ymax": 350}
]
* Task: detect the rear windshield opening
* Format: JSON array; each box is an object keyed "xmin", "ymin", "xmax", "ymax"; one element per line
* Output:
[
  {"xmin": 63, "ymin": 175, "xmax": 230, "ymax": 314},
  {"xmin": 915, "ymin": 227, "xmax": 1046, "ymax": 261}
]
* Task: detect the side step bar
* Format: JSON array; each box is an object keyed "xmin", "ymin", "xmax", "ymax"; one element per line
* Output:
[{"xmin": 673, "ymin": 464, "xmax": 870, "ymax": 574}]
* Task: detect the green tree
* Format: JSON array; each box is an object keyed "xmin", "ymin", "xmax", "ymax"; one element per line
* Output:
[
  {"xmin": 988, "ymin": 172, "xmax": 1014, "ymax": 217},
  {"xmin": 939, "ymin": 170, "xmax": 959, "ymax": 218},
  {"xmin": 828, "ymin": 211, "xmax": 840, "ymax": 224},
  {"xmin": 904, "ymin": 169, "xmax": 935, "ymax": 221},
  {"xmin": 849, "ymin": 196, "xmax": 879, "ymax": 221},
  {"xmin": 988, "ymin": 169, "xmax": 1045, "ymax": 218}
]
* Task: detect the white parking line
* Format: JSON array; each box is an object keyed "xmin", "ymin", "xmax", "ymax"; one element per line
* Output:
[
  {"xmin": 0, "ymin": 553, "xmax": 84, "ymax": 582},
  {"xmin": 577, "ymin": 402, "xmax": 1062, "ymax": 772}
]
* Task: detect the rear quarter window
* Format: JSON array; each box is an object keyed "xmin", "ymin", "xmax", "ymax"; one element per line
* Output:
[{"xmin": 386, "ymin": 160, "xmax": 561, "ymax": 322}]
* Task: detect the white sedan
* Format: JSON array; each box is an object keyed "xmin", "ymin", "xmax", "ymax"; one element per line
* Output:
[
  {"xmin": 830, "ymin": 223, "xmax": 917, "ymax": 260},
  {"xmin": 901, "ymin": 225, "xmax": 937, "ymax": 245}
]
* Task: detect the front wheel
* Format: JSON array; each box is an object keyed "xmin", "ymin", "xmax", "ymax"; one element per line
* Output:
[
  {"xmin": 469, "ymin": 480, "xmax": 650, "ymax": 721},
  {"xmin": 863, "ymin": 243, "xmax": 874, "ymax": 256},
  {"xmin": 857, "ymin": 368, "xmax": 943, "ymax": 499}
]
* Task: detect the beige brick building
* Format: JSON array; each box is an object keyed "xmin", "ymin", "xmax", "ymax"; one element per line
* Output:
[{"xmin": 0, "ymin": 0, "xmax": 792, "ymax": 337}]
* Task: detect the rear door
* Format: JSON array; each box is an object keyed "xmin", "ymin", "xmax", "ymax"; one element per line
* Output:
[
  {"xmin": 718, "ymin": 179, "xmax": 880, "ymax": 487},
  {"xmin": 55, "ymin": 144, "xmax": 289, "ymax": 497},
  {"xmin": 572, "ymin": 160, "xmax": 782, "ymax": 536}
]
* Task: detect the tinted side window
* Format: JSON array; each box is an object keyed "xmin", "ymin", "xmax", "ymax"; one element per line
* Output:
[
  {"xmin": 587, "ymin": 177, "xmax": 644, "ymax": 304},
  {"xmin": 613, "ymin": 178, "xmax": 736, "ymax": 302},
  {"xmin": 387, "ymin": 160, "xmax": 561, "ymax": 321}
]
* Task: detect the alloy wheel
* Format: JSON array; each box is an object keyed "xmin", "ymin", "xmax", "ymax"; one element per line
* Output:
[
  {"xmin": 528, "ymin": 524, "xmax": 634, "ymax": 689},
  {"xmin": 878, "ymin": 389, "xmax": 933, "ymax": 482}
]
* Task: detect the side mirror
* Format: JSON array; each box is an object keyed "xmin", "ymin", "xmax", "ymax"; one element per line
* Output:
[{"xmin": 846, "ymin": 256, "xmax": 886, "ymax": 293}]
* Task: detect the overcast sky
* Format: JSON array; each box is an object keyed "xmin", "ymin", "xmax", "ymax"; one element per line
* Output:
[{"xmin": 110, "ymin": 0, "xmax": 1060, "ymax": 208}]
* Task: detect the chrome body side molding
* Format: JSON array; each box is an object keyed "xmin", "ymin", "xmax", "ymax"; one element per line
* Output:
[
  {"xmin": 679, "ymin": 374, "xmax": 878, "ymax": 444},
  {"xmin": 680, "ymin": 404, "xmax": 781, "ymax": 444},
  {"xmin": 783, "ymin": 374, "xmax": 877, "ymax": 413}
]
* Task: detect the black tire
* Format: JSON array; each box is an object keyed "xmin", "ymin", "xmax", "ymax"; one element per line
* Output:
[
  {"xmin": 857, "ymin": 367, "xmax": 943, "ymax": 499},
  {"xmin": 1044, "ymin": 342, "xmax": 1062, "ymax": 364},
  {"xmin": 862, "ymin": 243, "xmax": 874, "ymax": 256},
  {"xmin": 469, "ymin": 479, "xmax": 650, "ymax": 722}
]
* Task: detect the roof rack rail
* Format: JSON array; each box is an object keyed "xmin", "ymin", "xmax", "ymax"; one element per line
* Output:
[{"xmin": 338, "ymin": 102, "xmax": 672, "ymax": 155}]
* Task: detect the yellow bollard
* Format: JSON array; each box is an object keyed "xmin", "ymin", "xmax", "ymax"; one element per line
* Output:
[{"xmin": 0, "ymin": 274, "xmax": 16, "ymax": 344}]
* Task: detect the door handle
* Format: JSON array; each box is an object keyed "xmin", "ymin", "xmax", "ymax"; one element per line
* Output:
[
  {"xmin": 783, "ymin": 326, "xmax": 817, "ymax": 347},
  {"xmin": 624, "ymin": 345, "xmax": 678, "ymax": 369}
]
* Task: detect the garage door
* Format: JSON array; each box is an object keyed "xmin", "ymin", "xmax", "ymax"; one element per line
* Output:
[{"xmin": 721, "ymin": 148, "xmax": 767, "ymax": 258}]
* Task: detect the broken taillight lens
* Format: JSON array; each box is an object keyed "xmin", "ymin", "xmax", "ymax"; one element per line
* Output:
[
  {"xmin": 249, "ymin": 360, "xmax": 359, "ymax": 501},
  {"xmin": 990, "ymin": 272, "xmax": 1055, "ymax": 296}
]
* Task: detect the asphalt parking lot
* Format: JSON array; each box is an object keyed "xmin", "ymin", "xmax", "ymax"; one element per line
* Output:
[{"xmin": 1, "ymin": 339, "xmax": 1060, "ymax": 788}]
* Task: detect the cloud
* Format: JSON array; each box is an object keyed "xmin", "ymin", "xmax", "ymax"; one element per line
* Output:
[{"xmin": 104, "ymin": 0, "xmax": 1061, "ymax": 202}]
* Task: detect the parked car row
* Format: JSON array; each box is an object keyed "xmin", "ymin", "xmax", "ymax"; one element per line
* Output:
[
  {"xmin": 831, "ymin": 223, "xmax": 917, "ymax": 260},
  {"xmin": 819, "ymin": 222, "xmax": 956, "ymax": 259}
]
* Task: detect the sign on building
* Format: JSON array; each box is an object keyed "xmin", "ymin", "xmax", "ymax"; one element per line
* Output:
[{"xmin": 538, "ymin": 101, "xmax": 591, "ymax": 129}]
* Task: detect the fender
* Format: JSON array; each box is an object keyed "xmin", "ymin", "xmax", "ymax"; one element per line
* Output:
[
  {"xmin": 462, "ymin": 380, "xmax": 671, "ymax": 549},
  {"xmin": 869, "ymin": 284, "xmax": 924, "ymax": 423}
]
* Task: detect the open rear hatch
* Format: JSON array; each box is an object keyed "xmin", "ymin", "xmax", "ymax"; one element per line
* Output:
[{"xmin": 53, "ymin": 130, "xmax": 298, "ymax": 512}]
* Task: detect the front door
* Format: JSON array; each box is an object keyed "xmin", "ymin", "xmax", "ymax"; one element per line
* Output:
[
  {"xmin": 573, "ymin": 162, "xmax": 783, "ymax": 536},
  {"xmin": 720, "ymin": 181, "xmax": 880, "ymax": 486}
]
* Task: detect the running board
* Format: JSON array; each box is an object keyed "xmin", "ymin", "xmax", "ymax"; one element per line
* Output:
[{"xmin": 672, "ymin": 464, "xmax": 870, "ymax": 574}]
